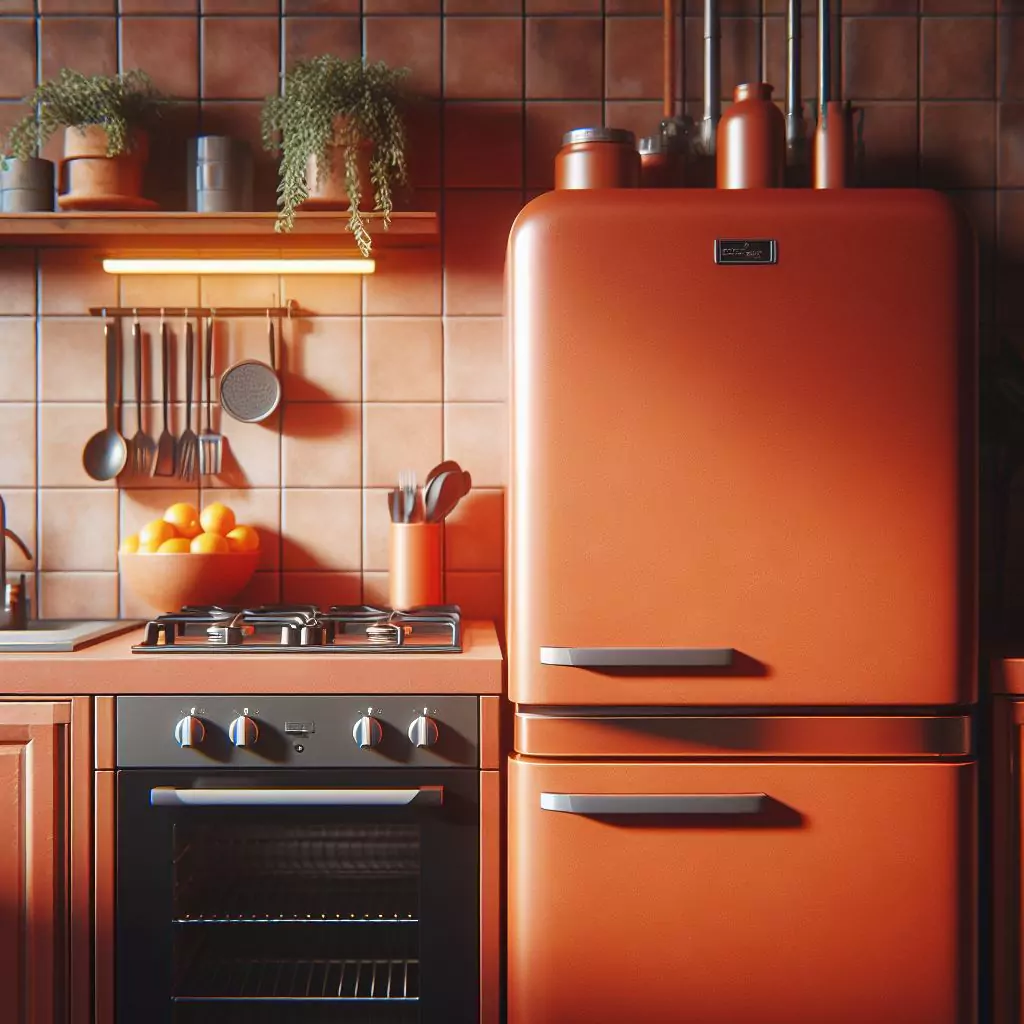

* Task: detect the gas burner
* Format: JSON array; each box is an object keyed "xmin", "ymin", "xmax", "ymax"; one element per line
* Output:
[{"xmin": 134, "ymin": 604, "xmax": 461, "ymax": 654}]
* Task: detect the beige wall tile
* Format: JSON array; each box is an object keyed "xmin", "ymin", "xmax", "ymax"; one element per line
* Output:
[
  {"xmin": 362, "ymin": 570, "xmax": 390, "ymax": 607},
  {"xmin": 363, "ymin": 403, "xmax": 443, "ymax": 488},
  {"xmin": 0, "ymin": 250, "xmax": 36, "ymax": 315},
  {"xmin": 200, "ymin": 274, "xmax": 280, "ymax": 309},
  {"xmin": 0, "ymin": 318, "xmax": 35, "ymax": 401},
  {"xmin": 282, "ymin": 488, "xmax": 362, "ymax": 570},
  {"xmin": 39, "ymin": 404, "xmax": 110, "ymax": 488},
  {"xmin": 362, "ymin": 487, "xmax": 392, "ymax": 571},
  {"xmin": 282, "ymin": 402, "xmax": 361, "ymax": 487},
  {"xmin": 444, "ymin": 402, "xmax": 507, "ymax": 486},
  {"xmin": 363, "ymin": 249, "xmax": 442, "ymax": 316},
  {"xmin": 444, "ymin": 488, "xmax": 504, "ymax": 570},
  {"xmin": 363, "ymin": 318, "xmax": 443, "ymax": 402},
  {"xmin": 199, "ymin": 487, "xmax": 281, "ymax": 571},
  {"xmin": 1, "ymin": 489, "xmax": 36, "ymax": 571},
  {"xmin": 213, "ymin": 411, "xmax": 282, "ymax": 488},
  {"xmin": 283, "ymin": 318, "xmax": 362, "ymax": 402},
  {"xmin": 120, "ymin": 274, "xmax": 200, "ymax": 310},
  {"xmin": 282, "ymin": 571, "xmax": 362, "ymax": 606},
  {"xmin": 444, "ymin": 317, "xmax": 507, "ymax": 401},
  {"xmin": 282, "ymin": 274, "xmax": 362, "ymax": 316},
  {"xmin": 234, "ymin": 570, "xmax": 282, "ymax": 608},
  {"xmin": 0, "ymin": 403, "xmax": 36, "ymax": 487},
  {"xmin": 40, "ymin": 251, "xmax": 117, "ymax": 315},
  {"xmin": 41, "ymin": 318, "xmax": 105, "ymax": 401},
  {"xmin": 40, "ymin": 571, "xmax": 118, "ymax": 619},
  {"xmin": 40, "ymin": 488, "xmax": 118, "ymax": 570}
]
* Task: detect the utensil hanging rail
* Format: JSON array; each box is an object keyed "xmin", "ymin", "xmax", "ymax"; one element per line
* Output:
[{"xmin": 87, "ymin": 303, "xmax": 296, "ymax": 318}]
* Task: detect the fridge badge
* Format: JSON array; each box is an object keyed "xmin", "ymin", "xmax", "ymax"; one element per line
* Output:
[{"xmin": 714, "ymin": 239, "xmax": 778, "ymax": 265}]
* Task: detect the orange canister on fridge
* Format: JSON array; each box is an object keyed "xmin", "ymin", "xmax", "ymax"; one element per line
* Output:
[
  {"xmin": 716, "ymin": 83, "xmax": 786, "ymax": 189},
  {"xmin": 555, "ymin": 128, "xmax": 640, "ymax": 190}
]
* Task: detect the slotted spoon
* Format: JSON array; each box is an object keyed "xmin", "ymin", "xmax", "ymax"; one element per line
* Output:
[{"xmin": 127, "ymin": 315, "xmax": 156, "ymax": 475}]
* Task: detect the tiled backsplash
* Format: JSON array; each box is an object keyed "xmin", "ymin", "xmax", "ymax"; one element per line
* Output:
[{"xmin": 0, "ymin": 1, "xmax": 1018, "ymax": 632}]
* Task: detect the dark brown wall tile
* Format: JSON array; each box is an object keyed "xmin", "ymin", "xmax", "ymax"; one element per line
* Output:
[
  {"xmin": 120, "ymin": 0, "xmax": 196, "ymax": 10},
  {"xmin": 203, "ymin": 0, "xmax": 276, "ymax": 10},
  {"xmin": 838, "ymin": 0, "xmax": 916, "ymax": 11},
  {"xmin": 925, "ymin": 0, "xmax": 994, "ymax": 10},
  {"xmin": 604, "ymin": 98, "xmax": 660, "ymax": 140},
  {"xmin": 921, "ymin": 17, "xmax": 996, "ymax": 98},
  {"xmin": 607, "ymin": 0, "xmax": 659, "ymax": 11},
  {"xmin": 855, "ymin": 101, "xmax": 919, "ymax": 185},
  {"xmin": 524, "ymin": 99, "xmax": 602, "ymax": 187},
  {"xmin": 920, "ymin": 100, "xmax": 996, "ymax": 187},
  {"xmin": 843, "ymin": 18, "xmax": 918, "ymax": 100},
  {"xmin": 284, "ymin": 16, "xmax": 361, "ymax": 69},
  {"xmin": 0, "ymin": 0, "xmax": 35, "ymax": 11},
  {"xmin": 366, "ymin": 0, "xmax": 440, "ymax": 11},
  {"xmin": 997, "ymin": 190, "xmax": 1024, "ymax": 323},
  {"xmin": 40, "ymin": 17, "xmax": 116, "ymax": 78},
  {"xmin": 142, "ymin": 100, "xmax": 198, "ymax": 208},
  {"xmin": 526, "ymin": 16, "xmax": 603, "ymax": 98},
  {"xmin": 0, "ymin": 19, "xmax": 35, "ymax": 100},
  {"xmin": 201, "ymin": 17, "xmax": 279, "ymax": 100},
  {"xmin": 762, "ymin": 14, "xmax": 819, "ymax": 103},
  {"xmin": 446, "ymin": 0, "xmax": 520, "ymax": 10},
  {"xmin": 999, "ymin": 101, "xmax": 1024, "ymax": 182},
  {"xmin": 685, "ymin": 0, "xmax": 758, "ymax": 12},
  {"xmin": 365, "ymin": 16, "xmax": 441, "ymax": 98},
  {"xmin": 999, "ymin": 15, "xmax": 1024, "ymax": 98},
  {"xmin": 284, "ymin": 0, "xmax": 358, "ymax": 10},
  {"xmin": 527, "ymin": 0, "xmax": 600, "ymax": 11},
  {"xmin": 605, "ymin": 17, "xmax": 661, "ymax": 100},
  {"xmin": 40, "ymin": 0, "xmax": 113, "ymax": 11},
  {"xmin": 122, "ymin": 17, "xmax": 198, "ymax": 99},
  {"xmin": 404, "ymin": 97, "xmax": 441, "ymax": 189},
  {"xmin": 444, "ymin": 17, "xmax": 523, "ymax": 99},
  {"xmin": 444, "ymin": 101, "xmax": 523, "ymax": 187}
]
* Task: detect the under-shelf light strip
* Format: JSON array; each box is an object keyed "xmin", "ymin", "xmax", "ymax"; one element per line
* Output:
[{"xmin": 102, "ymin": 258, "xmax": 375, "ymax": 275}]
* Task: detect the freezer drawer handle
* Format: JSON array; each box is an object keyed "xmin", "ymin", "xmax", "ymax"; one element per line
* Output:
[
  {"xmin": 540, "ymin": 647, "xmax": 735, "ymax": 668},
  {"xmin": 150, "ymin": 786, "xmax": 443, "ymax": 808},
  {"xmin": 540, "ymin": 793, "xmax": 766, "ymax": 815}
]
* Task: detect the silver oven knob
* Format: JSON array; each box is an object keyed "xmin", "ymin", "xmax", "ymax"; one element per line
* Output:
[
  {"xmin": 174, "ymin": 715, "xmax": 205, "ymax": 748},
  {"xmin": 228, "ymin": 715, "xmax": 259, "ymax": 748},
  {"xmin": 353, "ymin": 715, "xmax": 383, "ymax": 749},
  {"xmin": 408, "ymin": 713, "xmax": 439, "ymax": 748}
]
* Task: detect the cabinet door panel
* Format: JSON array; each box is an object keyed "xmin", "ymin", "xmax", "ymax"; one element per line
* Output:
[{"xmin": 0, "ymin": 704, "xmax": 68, "ymax": 1024}]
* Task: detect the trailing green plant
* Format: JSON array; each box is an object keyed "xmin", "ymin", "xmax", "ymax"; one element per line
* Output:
[
  {"xmin": 5, "ymin": 68, "xmax": 163, "ymax": 162},
  {"xmin": 261, "ymin": 55, "xmax": 409, "ymax": 255}
]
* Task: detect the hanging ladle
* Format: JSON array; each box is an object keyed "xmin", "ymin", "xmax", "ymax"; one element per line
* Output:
[
  {"xmin": 218, "ymin": 307, "xmax": 282, "ymax": 423},
  {"xmin": 82, "ymin": 317, "xmax": 128, "ymax": 481}
]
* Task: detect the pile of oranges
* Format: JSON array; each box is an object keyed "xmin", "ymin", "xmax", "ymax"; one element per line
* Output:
[{"xmin": 120, "ymin": 502, "xmax": 260, "ymax": 555}]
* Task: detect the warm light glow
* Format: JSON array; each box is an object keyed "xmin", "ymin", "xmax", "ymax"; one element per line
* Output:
[{"xmin": 103, "ymin": 258, "xmax": 376, "ymax": 275}]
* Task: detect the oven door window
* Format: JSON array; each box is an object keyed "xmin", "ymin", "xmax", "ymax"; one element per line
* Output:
[{"xmin": 117, "ymin": 770, "xmax": 479, "ymax": 1024}]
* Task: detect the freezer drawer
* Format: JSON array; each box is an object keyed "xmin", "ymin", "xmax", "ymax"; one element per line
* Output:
[
  {"xmin": 507, "ymin": 189, "xmax": 976, "ymax": 707},
  {"xmin": 509, "ymin": 756, "xmax": 976, "ymax": 1024}
]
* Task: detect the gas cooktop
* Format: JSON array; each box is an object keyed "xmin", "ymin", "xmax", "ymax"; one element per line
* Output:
[{"xmin": 132, "ymin": 604, "xmax": 461, "ymax": 654}]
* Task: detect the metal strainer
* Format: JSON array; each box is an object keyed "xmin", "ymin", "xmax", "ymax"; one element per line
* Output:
[{"xmin": 219, "ymin": 309, "xmax": 282, "ymax": 423}]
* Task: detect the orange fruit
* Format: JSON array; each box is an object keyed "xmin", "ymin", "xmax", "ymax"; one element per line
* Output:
[
  {"xmin": 119, "ymin": 533, "xmax": 140, "ymax": 555},
  {"xmin": 157, "ymin": 538, "xmax": 191, "ymax": 554},
  {"xmin": 140, "ymin": 519, "xmax": 177, "ymax": 547},
  {"xmin": 200, "ymin": 502, "xmax": 236, "ymax": 537},
  {"xmin": 163, "ymin": 502, "xmax": 202, "ymax": 539},
  {"xmin": 226, "ymin": 525, "xmax": 260, "ymax": 553},
  {"xmin": 190, "ymin": 532, "xmax": 229, "ymax": 554},
  {"xmin": 138, "ymin": 538, "xmax": 163, "ymax": 553}
]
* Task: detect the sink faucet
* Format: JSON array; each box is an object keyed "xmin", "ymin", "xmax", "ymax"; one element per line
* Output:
[{"xmin": 1, "ymin": 494, "xmax": 33, "ymax": 630}]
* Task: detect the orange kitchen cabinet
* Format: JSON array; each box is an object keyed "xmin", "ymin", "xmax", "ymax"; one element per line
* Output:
[
  {"xmin": 0, "ymin": 699, "xmax": 93, "ymax": 1024},
  {"xmin": 509, "ymin": 754, "xmax": 976, "ymax": 1024}
]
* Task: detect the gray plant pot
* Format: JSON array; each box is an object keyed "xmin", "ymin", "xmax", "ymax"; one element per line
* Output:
[
  {"xmin": 187, "ymin": 136, "xmax": 253, "ymax": 212},
  {"xmin": 0, "ymin": 158, "xmax": 54, "ymax": 211}
]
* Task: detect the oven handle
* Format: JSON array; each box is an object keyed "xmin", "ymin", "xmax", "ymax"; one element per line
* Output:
[
  {"xmin": 539, "ymin": 647, "xmax": 735, "ymax": 668},
  {"xmin": 540, "ymin": 793, "xmax": 766, "ymax": 815},
  {"xmin": 150, "ymin": 786, "xmax": 443, "ymax": 808}
]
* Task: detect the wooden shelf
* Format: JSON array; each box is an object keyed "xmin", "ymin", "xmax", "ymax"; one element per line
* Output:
[{"xmin": 0, "ymin": 211, "xmax": 438, "ymax": 254}]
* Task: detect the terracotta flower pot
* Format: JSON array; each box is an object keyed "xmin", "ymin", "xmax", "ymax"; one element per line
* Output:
[
  {"xmin": 58, "ymin": 126, "xmax": 150, "ymax": 208},
  {"xmin": 303, "ymin": 134, "xmax": 374, "ymax": 211}
]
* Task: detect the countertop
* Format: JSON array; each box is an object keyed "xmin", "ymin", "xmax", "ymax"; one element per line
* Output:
[{"xmin": 0, "ymin": 621, "xmax": 503, "ymax": 695}]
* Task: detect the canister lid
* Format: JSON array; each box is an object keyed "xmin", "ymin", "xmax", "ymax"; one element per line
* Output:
[{"xmin": 562, "ymin": 126, "xmax": 636, "ymax": 147}]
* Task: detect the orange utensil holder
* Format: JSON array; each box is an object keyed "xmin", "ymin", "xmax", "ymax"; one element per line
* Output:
[{"xmin": 389, "ymin": 523, "xmax": 442, "ymax": 611}]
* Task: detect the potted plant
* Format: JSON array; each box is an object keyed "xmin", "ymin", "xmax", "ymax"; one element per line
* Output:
[
  {"xmin": 261, "ymin": 55, "xmax": 409, "ymax": 255},
  {"xmin": 6, "ymin": 68, "xmax": 163, "ymax": 210}
]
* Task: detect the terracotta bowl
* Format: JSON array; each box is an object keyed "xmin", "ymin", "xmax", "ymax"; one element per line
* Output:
[{"xmin": 119, "ymin": 551, "xmax": 259, "ymax": 613}]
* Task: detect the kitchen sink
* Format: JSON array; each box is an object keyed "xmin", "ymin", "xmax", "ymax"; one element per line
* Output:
[{"xmin": 0, "ymin": 620, "xmax": 141, "ymax": 652}]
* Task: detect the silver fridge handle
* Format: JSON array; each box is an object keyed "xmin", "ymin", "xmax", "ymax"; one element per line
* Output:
[
  {"xmin": 540, "ymin": 647, "xmax": 735, "ymax": 668},
  {"xmin": 540, "ymin": 793, "xmax": 766, "ymax": 815},
  {"xmin": 150, "ymin": 786, "xmax": 443, "ymax": 808}
]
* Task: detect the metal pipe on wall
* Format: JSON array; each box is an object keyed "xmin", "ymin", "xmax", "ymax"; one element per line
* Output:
[
  {"xmin": 701, "ymin": 0, "xmax": 721, "ymax": 155},
  {"xmin": 786, "ymin": 0, "xmax": 804, "ymax": 162}
]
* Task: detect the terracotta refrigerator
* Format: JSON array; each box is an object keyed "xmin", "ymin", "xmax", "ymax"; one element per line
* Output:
[{"xmin": 507, "ymin": 188, "xmax": 978, "ymax": 1023}]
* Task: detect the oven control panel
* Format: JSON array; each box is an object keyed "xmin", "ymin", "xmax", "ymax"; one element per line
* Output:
[{"xmin": 117, "ymin": 695, "xmax": 480, "ymax": 768}]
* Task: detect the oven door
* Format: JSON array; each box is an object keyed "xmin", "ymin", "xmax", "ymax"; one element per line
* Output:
[{"xmin": 117, "ymin": 769, "xmax": 479, "ymax": 1024}]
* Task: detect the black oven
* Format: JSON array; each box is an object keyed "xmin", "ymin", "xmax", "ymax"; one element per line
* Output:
[{"xmin": 115, "ymin": 695, "xmax": 481, "ymax": 1024}]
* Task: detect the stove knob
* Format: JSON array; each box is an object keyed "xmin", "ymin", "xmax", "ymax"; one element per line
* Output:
[
  {"xmin": 174, "ymin": 715, "xmax": 205, "ymax": 748},
  {"xmin": 352, "ymin": 715, "xmax": 383, "ymax": 749},
  {"xmin": 228, "ymin": 715, "xmax": 259, "ymax": 748},
  {"xmin": 408, "ymin": 714, "xmax": 439, "ymax": 749}
]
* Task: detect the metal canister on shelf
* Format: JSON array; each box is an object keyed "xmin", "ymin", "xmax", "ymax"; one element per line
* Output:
[
  {"xmin": 638, "ymin": 133, "xmax": 685, "ymax": 188},
  {"xmin": 187, "ymin": 136, "xmax": 254, "ymax": 213},
  {"xmin": 0, "ymin": 158, "xmax": 54, "ymax": 211},
  {"xmin": 716, "ymin": 83, "xmax": 786, "ymax": 189},
  {"xmin": 554, "ymin": 127, "xmax": 640, "ymax": 190}
]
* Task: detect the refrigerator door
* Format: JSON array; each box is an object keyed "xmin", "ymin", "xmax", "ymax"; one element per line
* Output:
[
  {"xmin": 508, "ymin": 189, "xmax": 976, "ymax": 707},
  {"xmin": 509, "ymin": 755, "xmax": 976, "ymax": 1024}
]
